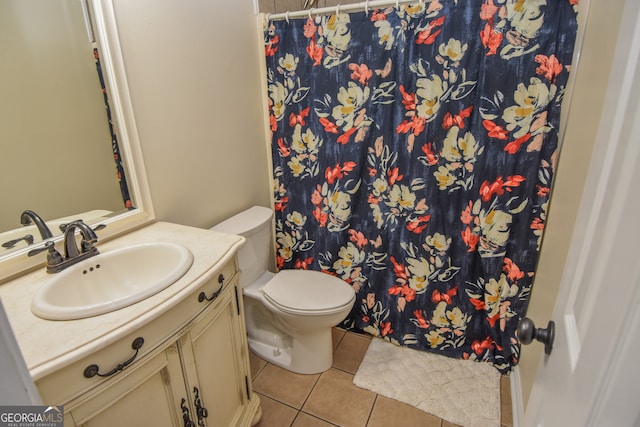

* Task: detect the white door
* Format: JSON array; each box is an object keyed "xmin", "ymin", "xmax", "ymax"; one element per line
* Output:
[{"xmin": 523, "ymin": 1, "xmax": 640, "ymax": 425}]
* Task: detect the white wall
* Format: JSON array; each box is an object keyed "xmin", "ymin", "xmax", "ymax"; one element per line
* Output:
[{"xmin": 112, "ymin": 0, "xmax": 271, "ymax": 229}]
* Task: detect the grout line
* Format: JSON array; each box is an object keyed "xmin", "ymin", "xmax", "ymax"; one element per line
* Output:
[
  {"xmin": 297, "ymin": 410, "xmax": 341, "ymax": 427},
  {"xmin": 331, "ymin": 364, "xmax": 354, "ymax": 375},
  {"xmin": 297, "ymin": 368, "xmax": 323, "ymax": 411},
  {"xmin": 333, "ymin": 328, "xmax": 347, "ymax": 347},
  {"xmin": 289, "ymin": 410, "xmax": 300, "ymax": 427},
  {"xmin": 252, "ymin": 360, "xmax": 268, "ymax": 380},
  {"xmin": 364, "ymin": 394, "xmax": 379, "ymax": 427},
  {"xmin": 255, "ymin": 390, "xmax": 300, "ymax": 411}
]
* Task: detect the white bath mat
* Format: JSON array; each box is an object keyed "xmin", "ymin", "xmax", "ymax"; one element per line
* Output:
[{"xmin": 353, "ymin": 338, "xmax": 501, "ymax": 427}]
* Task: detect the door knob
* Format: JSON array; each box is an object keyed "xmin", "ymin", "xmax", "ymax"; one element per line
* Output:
[{"xmin": 516, "ymin": 318, "xmax": 555, "ymax": 355}]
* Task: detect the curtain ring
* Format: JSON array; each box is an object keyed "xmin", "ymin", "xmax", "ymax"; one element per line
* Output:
[
  {"xmin": 336, "ymin": 4, "xmax": 341, "ymax": 16},
  {"xmin": 285, "ymin": 11, "xmax": 290, "ymax": 23},
  {"xmin": 308, "ymin": 8, "xmax": 314, "ymax": 20},
  {"xmin": 364, "ymin": 0, "xmax": 370, "ymax": 14},
  {"xmin": 396, "ymin": 0, "xmax": 400, "ymax": 8}
]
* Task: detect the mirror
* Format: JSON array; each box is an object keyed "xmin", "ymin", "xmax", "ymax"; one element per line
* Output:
[
  {"xmin": 0, "ymin": 0, "xmax": 154, "ymax": 281},
  {"xmin": 1, "ymin": 0, "xmax": 128, "ymax": 245}
]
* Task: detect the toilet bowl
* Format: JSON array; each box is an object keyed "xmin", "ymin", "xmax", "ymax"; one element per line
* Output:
[{"xmin": 211, "ymin": 206, "xmax": 356, "ymax": 374}]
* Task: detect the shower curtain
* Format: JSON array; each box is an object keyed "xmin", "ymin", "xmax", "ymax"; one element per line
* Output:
[
  {"xmin": 93, "ymin": 47, "xmax": 134, "ymax": 210},
  {"xmin": 264, "ymin": 0, "xmax": 578, "ymax": 373}
]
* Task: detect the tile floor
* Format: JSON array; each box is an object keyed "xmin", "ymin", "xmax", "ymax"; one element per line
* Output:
[{"xmin": 249, "ymin": 328, "xmax": 513, "ymax": 427}]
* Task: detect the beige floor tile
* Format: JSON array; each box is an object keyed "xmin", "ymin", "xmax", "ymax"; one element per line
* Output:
[
  {"xmin": 292, "ymin": 412, "xmax": 336, "ymax": 427},
  {"xmin": 332, "ymin": 327, "xmax": 346, "ymax": 351},
  {"xmin": 249, "ymin": 351, "xmax": 268, "ymax": 380},
  {"xmin": 366, "ymin": 395, "xmax": 442, "ymax": 427},
  {"xmin": 251, "ymin": 329, "xmax": 505, "ymax": 427},
  {"xmin": 252, "ymin": 363, "xmax": 320, "ymax": 409},
  {"xmin": 253, "ymin": 393, "xmax": 298, "ymax": 427},
  {"xmin": 501, "ymin": 375, "xmax": 513, "ymax": 427},
  {"xmin": 332, "ymin": 331, "xmax": 372, "ymax": 374},
  {"xmin": 302, "ymin": 368, "xmax": 376, "ymax": 427}
]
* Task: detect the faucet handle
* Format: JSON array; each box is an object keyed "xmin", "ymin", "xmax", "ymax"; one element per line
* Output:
[
  {"xmin": 28, "ymin": 241, "xmax": 53, "ymax": 257},
  {"xmin": 45, "ymin": 242, "xmax": 64, "ymax": 267},
  {"xmin": 2, "ymin": 234, "xmax": 34, "ymax": 249},
  {"xmin": 81, "ymin": 239, "xmax": 96, "ymax": 253},
  {"xmin": 28, "ymin": 241, "xmax": 64, "ymax": 272}
]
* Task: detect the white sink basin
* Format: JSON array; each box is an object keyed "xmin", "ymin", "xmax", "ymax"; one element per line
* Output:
[{"xmin": 31, "ymin": 242, "xmax": 194, "ymax": 320}]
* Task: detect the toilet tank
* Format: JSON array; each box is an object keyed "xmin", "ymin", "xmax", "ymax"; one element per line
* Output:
[{"xmin": 210, "ymin": 206, "xmax": 274, "ymax": 286}]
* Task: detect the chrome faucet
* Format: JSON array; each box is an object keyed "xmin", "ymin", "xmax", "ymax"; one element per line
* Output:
[
  {"xmin": 20, "ymin": 210, "xmax": 53, "ymax": 240},
  {"xmin": 43, "ymin": 220, "xmax": 100, "ymax": 273}
]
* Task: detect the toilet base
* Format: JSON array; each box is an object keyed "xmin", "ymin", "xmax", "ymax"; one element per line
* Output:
[
  {"xmin": 248, "ymin": 338, "xmax": 292, "ymax": 369},
  {"xmin": 248, "ymin": 328, "xmax": 333, "ymax": 375}
]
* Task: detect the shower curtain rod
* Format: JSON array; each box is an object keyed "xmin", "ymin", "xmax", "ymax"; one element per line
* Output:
[{"xmin": 266, "ymin": 0, "xmax": 422, "ymax": 21}]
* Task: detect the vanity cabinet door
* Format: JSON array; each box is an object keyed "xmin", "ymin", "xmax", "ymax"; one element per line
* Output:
[
  {"xmin": 64, "ymin": 344, "xmax": 187, "ymax": 427},
  {"xmin": 180, "ymin": 281, "xmax": 250, "ymax": 427}
]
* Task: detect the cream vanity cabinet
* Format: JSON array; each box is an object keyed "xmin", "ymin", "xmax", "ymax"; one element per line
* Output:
[{"xmin": 34, "ymin": 259, "xmax": 260, "ymax": 427}]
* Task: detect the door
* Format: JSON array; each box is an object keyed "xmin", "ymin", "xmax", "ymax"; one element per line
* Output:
[
  {"xmin": 523, "ymin": 1, "xmax": 640, "ymax": 425},
  {"xmin": 180, "ymin": 283, "xmax": 248, "ymax": 427},
  {"xmin": 65, "ymin": 346, "xmax": 186, "ymax": 427}
]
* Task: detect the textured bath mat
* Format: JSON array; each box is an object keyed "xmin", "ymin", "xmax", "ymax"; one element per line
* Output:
[{"xmin": 353, "ymin": 338, "xmax": 501, "ymax": 427}]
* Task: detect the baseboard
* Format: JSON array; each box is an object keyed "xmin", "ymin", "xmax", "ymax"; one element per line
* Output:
[{"xmin": 510, "ymin": 366, "xmax": 524, "ymax": 427}]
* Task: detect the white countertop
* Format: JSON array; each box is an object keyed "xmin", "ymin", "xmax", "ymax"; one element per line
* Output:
[{"xmin": 0, "ymin": 221, "xmax": 244, "ymax": 380}]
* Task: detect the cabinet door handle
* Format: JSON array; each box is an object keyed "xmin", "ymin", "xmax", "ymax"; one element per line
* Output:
[
  {"xmin": 181, "ymin": 398, "xmax": 196, "ymax": 427},
  {"xmin": 83, "ymin": 337, "xmax": 144, "ymax": 378},
  {"xmin": 197, "ymin": 273, "xmax": 225, "ymax": 303},
  {"xmin": 193, "ymin": 386, "xmax": 209, "ymax": 426}
]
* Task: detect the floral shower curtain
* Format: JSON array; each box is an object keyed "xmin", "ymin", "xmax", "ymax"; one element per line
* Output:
[
  {"xmin": 93, "ymin": 47, "xmax": 134, "ymax": 210},
  {"xmin": 264, "ymin": 0, "xmax": 578, "ymax": 373}
]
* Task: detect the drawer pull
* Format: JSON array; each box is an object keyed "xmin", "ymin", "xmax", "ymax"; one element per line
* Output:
[
  {"xmin": 193, "ymin": 386, "xmax": 209, "ymax": 425},
  {"xmin": 181, "ymin": 398, "xmax": 196, "ymax": 427},
  {"xmin": 83, "ymin": 337, "xmax": 145, "ymax": 378},
  {"xmin": 197, "ymin": 273, "xmax": 225, "ymax": 303}
]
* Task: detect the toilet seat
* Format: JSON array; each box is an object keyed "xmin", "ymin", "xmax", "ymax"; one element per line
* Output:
[{"xmin": 261, "ymin": 270, "xmax": 355, "ymax": 316}]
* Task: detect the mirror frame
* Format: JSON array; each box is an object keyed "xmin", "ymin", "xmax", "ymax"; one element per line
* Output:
[{"xmin": 0, "ymin": 0, "xmax": 154, "ymax": 283}]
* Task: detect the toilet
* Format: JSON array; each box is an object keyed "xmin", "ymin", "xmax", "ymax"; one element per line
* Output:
[{"xmin": 211, "ymin": 206, "xmax": 356, "ymax": 374}]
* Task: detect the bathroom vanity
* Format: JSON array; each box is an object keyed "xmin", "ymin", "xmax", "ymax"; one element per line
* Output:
[
  {"xmin": 0, "ymin": 222, "xmax": 261, "ymax": 426},
  {"xmin": 1, "ymin": 1, "xmax": 261, "ymax": 423}
]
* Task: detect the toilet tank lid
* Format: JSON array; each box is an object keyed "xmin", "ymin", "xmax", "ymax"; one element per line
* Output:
[
  {"xmin": 210, "ymin": 206, "xmax": 273, "ymax": 236},
  {"xmin": 262, "ymin": 269, "xmax": 355, "ymax": 311}
]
